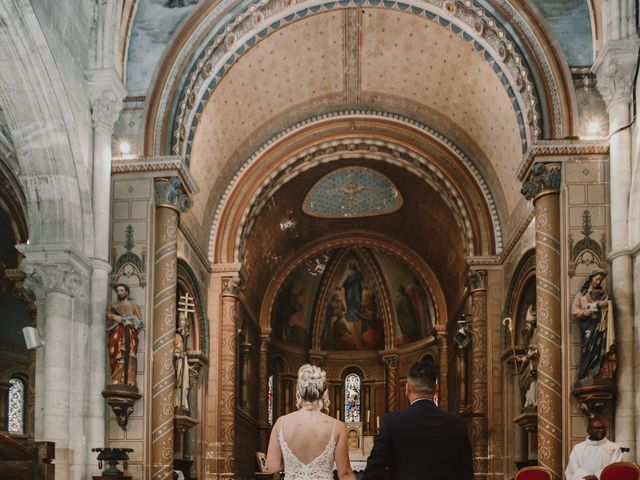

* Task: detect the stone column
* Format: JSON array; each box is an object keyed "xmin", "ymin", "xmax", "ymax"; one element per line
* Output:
[
  {"xmin": 151, "ymin": 177, "xmax": 191, "ymax": 480},
  {"xmin": 466, "ymin": 270, "xmax": 488, "ymax": 477},
  {"xmin": 434, "ymin": 325, "xmax": 449, "ymax": 409},
  {"xmin": 86, "ymin": 69, "xmax": 126, "ymax": 466},
  {"xmin": 594, "ymin": 45, "xmax": 637, "ymax": 457},
  {"xmin": 522, "ymin": 163, "xmax": 562, "ymax": 479},
  {"xmin": 382, "ymin": 355, "xmax": 399, "ymax": 412},
  {"xmin": 220, "ymin": 276, "xmax": 241, "ymax": 478},
  {"xmin": 258, "ymin": 333, "xmax": 271, "ymax": 451},
  {"xmin": 18, "ymin": 249, "xmax": 89, "ymax": 480}
]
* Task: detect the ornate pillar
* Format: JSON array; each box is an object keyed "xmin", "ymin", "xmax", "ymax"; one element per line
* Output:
[
  {"xmin": 151, "ymin": 177, "xmax": 191, "ymax": 480},
  {"xmin": 466, "ymin": 270, "xmax": 488, "ymax": 477},
  {"xmin": 382, "ymin": 354, "xmax": 399, "ymax": 412},
  {"xmin": 594, "ymin": 44, "xmax": 638, "ymax": 456},
  {"xmin": 522, "ymin": 163, "xmax": 562, "ymax": 479},
  {"xmin": 434, "ymin": 325, "xmax": 449, "ymax": 408},
  {"xmin": 220, "ymin": 276, "xmax": 241, "ymax": 478},
  {"xmin": 258, "ymin": 333, "xmax": 271, "ymax": 451},
  {"xmin": 86, "ymin": 69, "xmax": 126, "ymax": 464}
]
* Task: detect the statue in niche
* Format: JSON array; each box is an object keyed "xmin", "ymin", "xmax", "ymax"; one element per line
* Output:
[
  {"xmin": 571, "ymin": 268, "xmax": 615, "ymax": 382},
  {"xmin": 519, "ymin": 305, "xmax": 538, "ymax": 408},
  {"xmin": 174, "ymin": 311, "xmax": 193, "ymax": 412},
  {"xmin": 106, "ymin": 284, "xmax": 143, "ymax": 387}
]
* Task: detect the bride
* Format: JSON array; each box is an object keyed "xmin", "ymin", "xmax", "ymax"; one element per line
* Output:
[{"xmin": 266, "ymin": 364, "xmax": 356, "ymax": 480}]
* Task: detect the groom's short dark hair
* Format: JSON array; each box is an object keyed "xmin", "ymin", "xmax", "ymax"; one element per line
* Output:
[{"xmin": 408, "ymin": 359, "xmax": 437, "ymax": 394}]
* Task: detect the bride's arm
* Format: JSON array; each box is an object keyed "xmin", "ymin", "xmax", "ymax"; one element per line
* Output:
[
  {"xmin": 265, "ymin": 418, "xmax": 284, "ymax": 473},
  {"xmin": 335, "ymin": 421, "xmax": 357, "ymax": 480}
]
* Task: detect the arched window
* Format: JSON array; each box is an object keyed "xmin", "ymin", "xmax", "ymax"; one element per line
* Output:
[
  {"xmin": 344, "ymin": 373, "xmax": 360, "ymax": 422},
  {"xmin": 8, "ymin": 377, "xmax": 25, "ymax": 434}
]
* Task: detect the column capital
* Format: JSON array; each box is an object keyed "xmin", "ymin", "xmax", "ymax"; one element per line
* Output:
[
  {"xmin": 16, "ymin": 243, "xmax": 91, "ymax": 298},
  {"xmin": 593, "ymin": 40, "xmax": 639, "ymax": 107},
  {"xmin": 154, "ymin": 177, "xmax": 192, "ymax": 212},
  {"xmin": 521, "ymin": 163, "xmax": 561, "ymax": 201},
  {"xmin": 465, "ymin": 269, "xmax": 487, "ymax": 292},
  {"xmin": 221, "ymin": 275, "xmax": 243, "ymax": 297},
  {"xmin": 86, "ymin": 68, "xmax": 127, "ymax": 130}
]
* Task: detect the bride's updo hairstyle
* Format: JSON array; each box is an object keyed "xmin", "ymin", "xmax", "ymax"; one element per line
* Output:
[{"xmin": 296, "ymin": 364, "xmax": 330, "ymax": 413}]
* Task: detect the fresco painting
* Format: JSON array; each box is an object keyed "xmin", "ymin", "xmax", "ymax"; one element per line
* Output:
[
  {"xmin": 126, "ymin": 0, "xmax": 200, "ymax": 91},
  {"xmin": 373, "ymin": 251, "xmax": 435, "ymax": 347},
  {"xmin": 530, "ymin": 0, "xmax": 593, "ymax": 66},
  {"xmin": 271, "ymin": 267, "xmax": 322, "ymax": 347},
  {"xmin": 321, "ymin": 255, "xmax": 385, "ymax": 350}
]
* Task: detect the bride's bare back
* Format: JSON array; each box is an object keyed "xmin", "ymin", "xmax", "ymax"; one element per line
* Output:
[
  {"xmin": 281, "ymin": 409, "xmax": 335, "ymax": 464},
  {"xmin": 266, "ymin": 407, "xmax": 355, "ymax": 479}
]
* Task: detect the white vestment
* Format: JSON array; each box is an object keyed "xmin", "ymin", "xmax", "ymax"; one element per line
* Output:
[{"xmin": 565, "ymin": 437, "xmax": 623, "ymax": 480}]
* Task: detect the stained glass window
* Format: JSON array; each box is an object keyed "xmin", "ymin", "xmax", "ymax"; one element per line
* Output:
[
  {"xmin": 8, "ymin": 378, "xmax": 24, "ymax": 434},
  {"xmin": 268, "ymin": 375, "xmax": 273, "ymax": 425},
  {"xmin": 344, "ymin": 373, "xmax": 360, "ymax": 422}
]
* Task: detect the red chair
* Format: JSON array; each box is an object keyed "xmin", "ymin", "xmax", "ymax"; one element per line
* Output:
[
  {"xmin": 514, "ymin": 466, "xmax": 552, "ymax": 480},
  {"xmin": 600, "ymin": 462, "xmax": 640, "ymax": 480}
]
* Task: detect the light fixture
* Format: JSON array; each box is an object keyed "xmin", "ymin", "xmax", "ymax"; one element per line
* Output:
[
  {"xmin": 587, "ymin": 120, "xmax": 600, "ymax": 135},
  {"xmin": 453, "ymin": 315, "xmax": 471, "ymax": 348},
  {"xmin": 119, "ymin": 141, "xmax": 131, "ymax": 154}
]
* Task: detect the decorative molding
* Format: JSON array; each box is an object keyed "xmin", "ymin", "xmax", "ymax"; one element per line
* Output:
[
  {"xmin": 151, "ymin": 0, "xmax": 562, "ymax": 160},
  {"xmin": 112, "ymin": 156, "xmax": 199, "ymax": 195},
  {"xmin": 154, "ymin": 177, "xmax": 192, "ymax": 212},
  {"xmin": 518, "ymin": 140, "xmax": 609, "ymax": 181},
  {"xmin": 521, "ymin": 163, "xmax": 561, "ymax": 201},
  {"xmin": 209, "ymin": 110, "xmax": 503, "ymax": 261}
]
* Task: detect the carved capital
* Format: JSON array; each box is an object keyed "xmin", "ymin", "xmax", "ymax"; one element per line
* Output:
[
  {"xmin": 86, "ymin": 68, "xmax": 127, "ymax": 130},
  {"xmin": 593, "ymin": 41, "xmax": 639, "ymax": 106},
  {"xmin": 22, "ymin": 262, "xmax": 82, "ymax": 297},
  {"xmin": 222, "ymin": 276, "xmax": 242, "ymax": 297},
  {"xmin": 465, "ymin": 269, "xmax": 487, "ymax": 291},
  {"xmin": 154, "ymin": 177, "xmax": 192, "ymax": 212},
  {"xmin": 521, "ymin": 163, "xmax": 561, "ymax": 200}
]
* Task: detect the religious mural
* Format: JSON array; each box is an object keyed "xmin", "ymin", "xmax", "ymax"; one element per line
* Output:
[
  {"xmin": 126, "ymin": 0, "xmax": 200, "ymax": 91},
  {"xmin": 271, "ymin": 266, "xmax": 323, "ymax": 346},
  {"xmin": 373, "ymin": 251, "xmax": 435, "ymax": 346},
  {"xmin": 320, "ymin": 254, "xmax": 385, "ymax": 350},
  {"xmin": 272, "ymin": 247, "xmax": 436, "ymax": 350}
]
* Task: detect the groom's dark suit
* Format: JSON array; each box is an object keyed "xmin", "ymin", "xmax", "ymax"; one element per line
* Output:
[{"xmin": 363, "ymin": 398, "xmax": 473, "ymax": 480}]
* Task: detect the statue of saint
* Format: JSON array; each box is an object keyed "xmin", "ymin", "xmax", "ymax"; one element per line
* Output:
[
  {"xmin": 520, "ymin": 305, "xmax": 538, "ymax": 407},
  {"xmin": 106, "ymin": 284, "xmax": 143, "ymax": 387},
  {"xmin": 571, "ymin": 268, "xmax": 613, "ymax": 382},
  {"xmin": 174, "ymin": 312, "xmax": 192, "ymax": 411}
]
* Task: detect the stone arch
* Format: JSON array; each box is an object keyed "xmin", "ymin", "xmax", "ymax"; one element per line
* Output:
[{"xmin": 0, "ymin": 0, "xmax": 93, "ymax": 252}]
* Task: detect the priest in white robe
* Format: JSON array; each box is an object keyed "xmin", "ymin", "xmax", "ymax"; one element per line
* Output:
[{"xmin": 566, "ymin": 418, "xmax": 623, "ymax": 480}]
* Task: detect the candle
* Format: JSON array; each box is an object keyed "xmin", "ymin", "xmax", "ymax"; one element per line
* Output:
[
  {"xmin": 376, "ymin": 416, "xmax": 380, "ymax": 429},
  {"xmin": 366, "ymin": 410, "xmax": 371, "ymax": 423},
  {"xmin": 336, "ymin": 409, "xmax": 340, "ymax": 420}
]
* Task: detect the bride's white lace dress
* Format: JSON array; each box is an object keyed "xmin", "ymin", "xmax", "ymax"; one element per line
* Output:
[{"xmin": 278, "ymin": 419, "xmax": 337, "ymax": 480}]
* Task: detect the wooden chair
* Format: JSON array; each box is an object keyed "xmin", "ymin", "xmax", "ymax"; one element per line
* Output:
[
  {"xmin": 514, "ymin": 466, "xmax": 552, "ymax": 480},
  {"xmin": 600, "ymin": 462, "xmax": 640, "ymax": 480}
]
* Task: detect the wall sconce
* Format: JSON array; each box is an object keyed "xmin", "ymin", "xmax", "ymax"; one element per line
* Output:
[{"xmin": 22, "ymin": 326, "xmax": 44, "ymax": 349}]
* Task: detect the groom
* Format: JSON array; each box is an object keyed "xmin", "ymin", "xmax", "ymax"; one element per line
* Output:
[{"xmin": 363, "ymin": 359, "xmax": 473, "ymax": 480}]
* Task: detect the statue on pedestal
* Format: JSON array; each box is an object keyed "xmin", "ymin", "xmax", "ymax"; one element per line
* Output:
[
  {"xmin": 571, "ymin": 269, "xmax": 614, "ymax": 382},
  {"xmin": 106, "ymin": 284, "xmax": 143, "ymax": 387},
  {"xmin": 175, "ymin": 312, "xmax": 193, "ymax": 412}
]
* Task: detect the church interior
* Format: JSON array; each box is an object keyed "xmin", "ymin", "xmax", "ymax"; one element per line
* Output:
[{"xmin": 1, "ymin": 0, "xmax": 640, "ymax": 479}]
